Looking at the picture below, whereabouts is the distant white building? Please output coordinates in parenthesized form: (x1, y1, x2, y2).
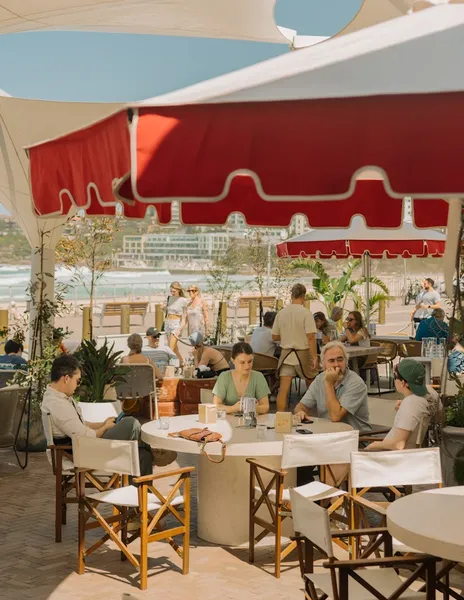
(117, 231, 230, 267)
(288, 215, 308, 237)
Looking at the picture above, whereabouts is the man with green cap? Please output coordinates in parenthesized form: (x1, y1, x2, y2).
(366, 358, 439, 451)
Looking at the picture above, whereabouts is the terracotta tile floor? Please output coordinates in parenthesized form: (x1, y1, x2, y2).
(1, 449, 463, 600)
(0, 451, 305, 600)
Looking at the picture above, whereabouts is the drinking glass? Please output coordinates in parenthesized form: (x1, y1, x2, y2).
(256, 424, 267, 440)
(437, 337, 447, 359)
(159, 419, 170, 430)
(422, 338, 435, 358)
(217, 408, 227, 420)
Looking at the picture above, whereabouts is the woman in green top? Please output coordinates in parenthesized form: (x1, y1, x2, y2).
(212, 342, 270, 415)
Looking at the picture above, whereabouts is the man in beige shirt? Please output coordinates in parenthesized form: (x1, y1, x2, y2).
(42, 354, 153, 475)
(272, 283, 318, 411)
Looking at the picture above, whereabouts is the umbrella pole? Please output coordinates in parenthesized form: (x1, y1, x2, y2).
(363, 252, 371, 327)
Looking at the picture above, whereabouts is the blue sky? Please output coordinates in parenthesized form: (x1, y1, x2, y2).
(0, 0, 361, 102)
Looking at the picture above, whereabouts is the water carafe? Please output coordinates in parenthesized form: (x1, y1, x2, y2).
(241, 396, 257, 428)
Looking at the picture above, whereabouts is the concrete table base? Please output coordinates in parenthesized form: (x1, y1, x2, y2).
(197, 454, 295, 546)
(142, 414, 351, 546)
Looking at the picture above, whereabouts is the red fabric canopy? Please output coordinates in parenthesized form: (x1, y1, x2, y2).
(28, 97, 454, 227)
(276, 218, 446, 259)
(276, 238, 445, 259)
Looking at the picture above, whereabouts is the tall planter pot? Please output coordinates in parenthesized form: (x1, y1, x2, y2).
(441, 426, 464, 486)
(15, 411, 47, 452)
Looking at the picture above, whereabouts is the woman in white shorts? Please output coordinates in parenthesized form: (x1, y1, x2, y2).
(163, 282, 188, 366)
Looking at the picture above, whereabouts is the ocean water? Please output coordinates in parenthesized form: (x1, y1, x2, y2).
(1, 265, 260, 302)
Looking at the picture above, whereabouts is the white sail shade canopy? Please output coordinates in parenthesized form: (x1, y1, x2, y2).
(0, 0, 420, 45)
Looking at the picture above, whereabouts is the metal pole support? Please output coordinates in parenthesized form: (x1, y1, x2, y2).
(379, 299, 386, 325)
(82, 307, 91, 341)
(0, 309, 8, 353)
(155, 304, 164, 331)
(249, 299, 257, 326)
(121, 304, 130, 334)
(219, 301, 227, 336)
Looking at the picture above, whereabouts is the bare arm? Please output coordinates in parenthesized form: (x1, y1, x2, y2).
(85, 419, 115, 438)
(256, 395, 269, 414)
(365, 428, 409, 451)
(321, 333, 331, 345)
(324, 372, 348, 422)
(198, 347, 212, 368)
(177, 307, 188, 334)
(272, 334, 281, 341)
(343, 329, 364, 344)
(294, 401, 312, 419)
(192, 347, 200, 368)
(213, 395, 241, 414)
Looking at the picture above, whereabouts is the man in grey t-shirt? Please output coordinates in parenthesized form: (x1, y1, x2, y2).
(250, 311, 278, 357)
(411, 277, 440, 323)
(294, 341, 372, 432)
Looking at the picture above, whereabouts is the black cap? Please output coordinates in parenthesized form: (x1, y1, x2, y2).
(146, 327, 161, 338)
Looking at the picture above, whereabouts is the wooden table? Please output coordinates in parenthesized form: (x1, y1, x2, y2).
(372, 335, 415, 344)
(387, 487, 464, 562)
(142, 414, 352, 546)
(345, 346, 379, 372)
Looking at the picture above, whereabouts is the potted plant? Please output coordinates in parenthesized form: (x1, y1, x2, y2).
(442, 379, 464, 485)
(75, 338, 128, 403)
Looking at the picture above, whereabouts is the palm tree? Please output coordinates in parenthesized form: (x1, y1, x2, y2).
(290, 258, 391, 320)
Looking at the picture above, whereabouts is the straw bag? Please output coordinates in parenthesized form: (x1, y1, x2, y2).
(168, 427, 226, 463)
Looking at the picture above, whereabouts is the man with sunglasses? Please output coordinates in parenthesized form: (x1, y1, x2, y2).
(42, 354, 153, 475)
(143, 327, 177, 374)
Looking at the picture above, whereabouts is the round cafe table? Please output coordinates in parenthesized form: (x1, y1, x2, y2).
(387, 487, 464, 562)
(142, 414, 352, 546)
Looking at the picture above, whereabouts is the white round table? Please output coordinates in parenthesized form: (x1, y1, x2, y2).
(142, 414, 352, 546)
(387, 487, 464, 562)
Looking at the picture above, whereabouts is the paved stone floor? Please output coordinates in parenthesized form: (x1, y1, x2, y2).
(2, 449, 464, 600)
(0, 450, 306, 600)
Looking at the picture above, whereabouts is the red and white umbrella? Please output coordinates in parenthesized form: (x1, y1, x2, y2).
(276, 216, 446, 323)
(276, 217, 446, 259)
(28, 5, 463, 228)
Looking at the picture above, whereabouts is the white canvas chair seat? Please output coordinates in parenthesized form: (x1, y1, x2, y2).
(73, 436, 193, 590)
(306, 570, 425, 600)
(87, 486, 185, 510)
(256, 480, 347, 503)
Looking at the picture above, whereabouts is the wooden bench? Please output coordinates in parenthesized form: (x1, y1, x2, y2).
(238, 296, 276, 309)
(99, 301, 149, 326)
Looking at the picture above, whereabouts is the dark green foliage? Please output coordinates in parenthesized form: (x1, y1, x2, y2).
(75, 338, 128, 403)
(445, 376, 464, 428)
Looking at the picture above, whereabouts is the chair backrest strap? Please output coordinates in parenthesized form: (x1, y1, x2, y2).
(282, 430, 359, 469)
(72, 436, 140, 477)
(290, 487, 333, 558)
(351, 447, 442, 489)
